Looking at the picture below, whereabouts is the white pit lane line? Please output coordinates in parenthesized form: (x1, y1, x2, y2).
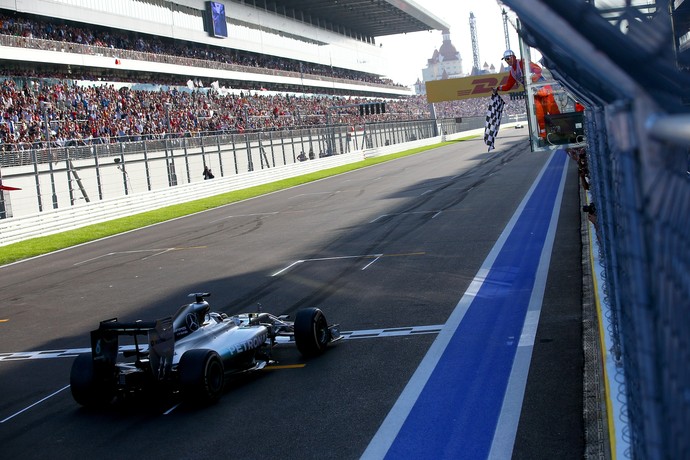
(0, 325, 443, 420)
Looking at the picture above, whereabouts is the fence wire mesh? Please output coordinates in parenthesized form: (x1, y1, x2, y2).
(504, 0, 690, 458)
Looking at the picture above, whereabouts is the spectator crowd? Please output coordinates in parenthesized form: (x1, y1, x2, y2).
(0, 10, 525, 153)
(0, 10, 400, 88)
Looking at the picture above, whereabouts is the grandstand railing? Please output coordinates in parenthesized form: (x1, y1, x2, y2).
(0, 34, 401, 91)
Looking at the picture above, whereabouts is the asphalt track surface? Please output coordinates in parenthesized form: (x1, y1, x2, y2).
(0, 131, 584, 460)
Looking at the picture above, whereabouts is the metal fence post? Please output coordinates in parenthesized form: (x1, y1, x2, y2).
(230, 134, 238, 175)
(183, 137, 191, 184)
(165, 138, 177, 186)
(31, 149, 43, 212)
(245, 133, 254, 172)
(215, 135, 224, 177)
(47, 148, 58, 209)
(279, 131, 287, 165)
(66, 152, 75, 205)
(118, 143, 128, 195)
(143, 140, 151, 191)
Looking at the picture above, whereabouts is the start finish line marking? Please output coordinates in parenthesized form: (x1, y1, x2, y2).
(0, 324, 443, 362)
(0, 325, 443, 423)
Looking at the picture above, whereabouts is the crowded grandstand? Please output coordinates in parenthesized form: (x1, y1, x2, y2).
(0, 6, 524, 153)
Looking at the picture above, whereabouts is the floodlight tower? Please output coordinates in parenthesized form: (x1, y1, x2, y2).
(502, 9, 511, 50)
(469, 12, 480, 75)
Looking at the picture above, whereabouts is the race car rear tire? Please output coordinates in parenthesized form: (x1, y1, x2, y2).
(294, 308, 329, 357)
(70, 354, 115, 408)
(178, 349, 224, 404)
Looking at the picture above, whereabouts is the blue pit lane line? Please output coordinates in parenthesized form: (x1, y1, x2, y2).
(362, 149, 569, 460)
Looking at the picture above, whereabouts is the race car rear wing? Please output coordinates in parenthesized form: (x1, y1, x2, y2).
(90, 317, 173, 374)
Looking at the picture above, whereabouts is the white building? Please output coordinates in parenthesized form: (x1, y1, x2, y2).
(417, 28, 463, 95)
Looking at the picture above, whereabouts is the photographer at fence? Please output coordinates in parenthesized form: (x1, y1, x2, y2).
(203, 166, 214, 180)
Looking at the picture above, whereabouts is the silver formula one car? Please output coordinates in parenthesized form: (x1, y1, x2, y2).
(70, 293, 341, 407)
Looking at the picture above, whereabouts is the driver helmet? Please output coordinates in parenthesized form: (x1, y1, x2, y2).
(195, 302, 210, 326)
(503, 49, 516, 60)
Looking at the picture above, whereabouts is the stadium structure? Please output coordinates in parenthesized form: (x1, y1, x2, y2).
(0, 0, 449, 97)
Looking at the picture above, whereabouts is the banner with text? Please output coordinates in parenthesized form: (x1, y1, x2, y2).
(425, 73, 523, 102)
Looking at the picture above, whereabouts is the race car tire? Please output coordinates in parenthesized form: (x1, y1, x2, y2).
(178, 349, 224, 404)
(70, 354, 114, 408)
(294, 307, 329, 357)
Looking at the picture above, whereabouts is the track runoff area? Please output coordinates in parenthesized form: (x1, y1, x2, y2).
(362, 149, 569, 459)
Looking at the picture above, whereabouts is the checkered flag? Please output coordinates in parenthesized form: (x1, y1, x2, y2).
(484, 92, 505, 152)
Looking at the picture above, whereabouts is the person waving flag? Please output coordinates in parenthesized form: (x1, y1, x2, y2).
(484, 90, 506, 152)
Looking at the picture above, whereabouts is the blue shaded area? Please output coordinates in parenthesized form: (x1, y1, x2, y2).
(385, 152, 567, 459)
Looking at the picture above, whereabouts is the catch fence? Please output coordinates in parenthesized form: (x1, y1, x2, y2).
(0, 116, 499, 219)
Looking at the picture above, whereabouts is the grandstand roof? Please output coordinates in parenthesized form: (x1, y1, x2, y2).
(274, 0, 449, 37)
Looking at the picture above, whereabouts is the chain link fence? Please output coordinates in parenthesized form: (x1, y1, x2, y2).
(504, 1, 690, 458)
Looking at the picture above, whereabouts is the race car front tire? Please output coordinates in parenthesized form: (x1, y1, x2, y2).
(70, 354, 115, 408)
(178, 349, 224, 404)
(294, 307, 330, 357)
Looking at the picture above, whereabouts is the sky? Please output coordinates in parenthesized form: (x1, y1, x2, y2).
(377, 1, 521, 86)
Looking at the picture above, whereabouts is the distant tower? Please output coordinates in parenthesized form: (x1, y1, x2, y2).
(469, 12, 481, 75)
(420, 29, 463, 90)
(502, 9, 511, 50)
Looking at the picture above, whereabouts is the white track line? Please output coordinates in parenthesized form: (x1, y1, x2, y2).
(0, 385, 70, 423)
